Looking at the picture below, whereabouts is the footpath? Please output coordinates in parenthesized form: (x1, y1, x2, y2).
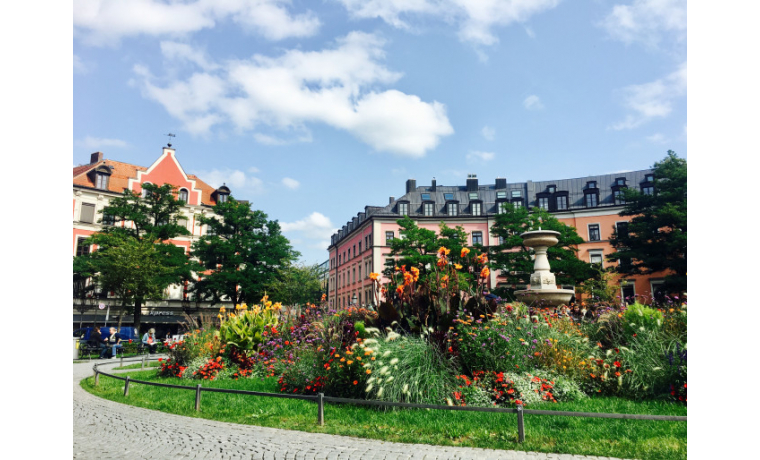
(73, 360, 626, 460)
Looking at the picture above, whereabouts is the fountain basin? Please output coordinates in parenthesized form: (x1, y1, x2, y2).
(515, 288, 574, 307)
(520, 230, 560, 248)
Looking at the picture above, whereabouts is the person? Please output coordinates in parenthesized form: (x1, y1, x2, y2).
(103, 327, 122, 359)
(89, 327, 106, 358)
(142, 328, 158, 354)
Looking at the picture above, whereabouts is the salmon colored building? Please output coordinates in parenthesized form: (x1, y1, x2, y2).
(327, 172, 668, 309)
(73, 145, 231, 333)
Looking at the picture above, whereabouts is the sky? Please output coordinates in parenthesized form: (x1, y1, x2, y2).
(72, 0, 687, 265)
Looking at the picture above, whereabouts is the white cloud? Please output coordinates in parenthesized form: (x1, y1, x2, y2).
(646, 133, 667, 144)
(281, 177, 300, 189)
(191, 168, 264, 194)
(600, 0, 686, 48)
(73, 54, 90, 74)
(280, 212, 338, 255)
(337, 0, 560, 46)
(481, 125, 495, 140)
(160, 41, 219, 71)
(466, 150, 495, 162)
(76, 136, 128, 149)
(73, 0, 320, 46)
(523, 94, 543, 110)
(610, 62, 686, 130)
(133, 32, 453, 157)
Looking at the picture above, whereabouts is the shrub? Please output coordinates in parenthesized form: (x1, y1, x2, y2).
(623, 302, 663, 336)
(451, 370, 582, 407)
(218, 296, 281, 352)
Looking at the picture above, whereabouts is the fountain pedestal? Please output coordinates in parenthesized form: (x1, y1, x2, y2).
(514, 230, 574, 307)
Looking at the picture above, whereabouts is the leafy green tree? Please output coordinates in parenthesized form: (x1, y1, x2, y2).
(489, 204, 595, 292)
(77, 183, 191, 331)
(191, 198, 299, 306)
(73, 253, 98, 329)
(266, 263, 324, 308)
(607, 151, 687, 294)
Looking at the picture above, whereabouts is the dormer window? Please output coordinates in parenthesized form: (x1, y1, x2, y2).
(496, 191, 506, 199)
(615, 177, 627, 186)
(447, 201, 458, 216)
(444, 193, 454, 200)
(511, 190, 522, 198)
(90, 164, 112, 190)
(587, 181, 597, 189)
(645, 174, 654, 183)
(421, 193, 431, 200)
(556, 195, 568, 210)
(468, 192, 479, 200)
(547, 185, 556, 193)
(423, 202, 434, 216)
(179, 188, 189, 203)
(141, 182, 152, 198)
(471, 201, 482, 216)
(642, 185, 654, 195)
(614, 190, 626, 205)
(397, 201, 410, 216)
(96, 173, 109, 190)
(216, 184, 231, 204)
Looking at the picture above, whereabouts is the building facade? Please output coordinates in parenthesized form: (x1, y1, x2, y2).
(327, 170, 667, 308)
(73, 146, 231, 333)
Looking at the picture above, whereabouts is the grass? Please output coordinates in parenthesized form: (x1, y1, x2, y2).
(82, 370, 686, 460)
(113, 361, 161, 370)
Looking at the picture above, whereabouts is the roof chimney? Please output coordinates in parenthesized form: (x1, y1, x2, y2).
(431, 177, 437, 192)
(466, 174, 478, 192)
(90, 152, 103, 164)
(389, 196, 395, 204)
(406, 179, 417, 194)
(495, 177, 507, 189)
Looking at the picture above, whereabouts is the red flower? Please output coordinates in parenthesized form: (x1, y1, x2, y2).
(613, 361, 621, 368)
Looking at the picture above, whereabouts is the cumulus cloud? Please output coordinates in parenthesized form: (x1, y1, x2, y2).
(281, 177, 300, 189)
(610, 62, 686, 130)
(132, 32, 453, 157)
(191, 168, 264, 194)
(280, 212, 338, 254)
(523, 94, 543, 110)
(646, 133, 667, 144)
(600, 0, 686, 48)
(466, 150, 495, 162)
(76, 136, 128, 149)
(73, 0, 320, 46)
(481, 125, 495, 140)
(73, 54, 91, 74)
(337, 0, 560, 46)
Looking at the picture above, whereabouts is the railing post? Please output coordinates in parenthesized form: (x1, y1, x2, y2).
(141, 354, 146, 370)
(94, 368, 99, 386)
(516, 403, 525, 443)
(120, 354, 124, 367)
(317, 393, 325, 426)
(124, 376, 130, 397)
(195, 384, 202, 411)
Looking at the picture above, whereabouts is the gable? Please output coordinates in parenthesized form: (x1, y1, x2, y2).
(127, 147, 205, 206)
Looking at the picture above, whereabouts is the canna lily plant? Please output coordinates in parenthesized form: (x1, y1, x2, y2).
(218, 295, 282, 352)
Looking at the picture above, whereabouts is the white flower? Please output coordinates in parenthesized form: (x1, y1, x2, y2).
(403, 384, 409, 393)
(382, 350, 391, 357)
(377, 387, 384, 397)
(386, 376, 394, 383)
(390, 358, 399, 365)
(366, 383, 374, 392)
(380, 366, 390, 375)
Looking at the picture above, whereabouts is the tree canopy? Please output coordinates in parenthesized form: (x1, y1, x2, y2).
(489, 204, 595, 291)
(607, 151, 687, 294)
(266, 263, 324, 308)
(190, 198, 299, 306)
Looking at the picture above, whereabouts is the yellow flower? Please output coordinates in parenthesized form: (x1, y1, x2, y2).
(438, 246, 451, 256)
(347, 360, 353, 365)
(454, 264, 463, 270)
(369, 272, 380, 280)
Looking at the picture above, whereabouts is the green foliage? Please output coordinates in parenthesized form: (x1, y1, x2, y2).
(489, 204, 595, 287)
(191, 198, 299, 306)
(623, 302, 664, 336)
(608, 151, 687, 294)
(577, 267, 619, 303)
(266, 263, 324, 307)
(218, 304, 280, 352)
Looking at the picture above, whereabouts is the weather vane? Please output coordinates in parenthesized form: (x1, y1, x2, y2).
(166, 133, 176, 147)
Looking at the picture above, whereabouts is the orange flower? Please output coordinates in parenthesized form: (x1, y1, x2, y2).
(396, 285, 404, 294)
(460, 247, 470, 258)
(436, 258, 448, 268)
(454, 263, 462, 270)
(410, 267, 420, 282)
(369, 272, 380, 280)
(480, 267, 490, 278)
(366, 369, 372, 374)
(438, 246, 451, 256)
(353, 380, 358, 385)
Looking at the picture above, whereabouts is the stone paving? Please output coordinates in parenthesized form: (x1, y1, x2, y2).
(73, 360, 626, 460)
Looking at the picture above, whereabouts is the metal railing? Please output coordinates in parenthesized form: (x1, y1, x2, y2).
(92, 357, 686, 443)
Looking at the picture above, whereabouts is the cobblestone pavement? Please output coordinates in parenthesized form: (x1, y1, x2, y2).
(74, 360, 626, 460)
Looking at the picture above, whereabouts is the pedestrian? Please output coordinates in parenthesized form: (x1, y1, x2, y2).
(142, 328, 158, 354)
(89, 327, 106, 358)
(103, 327, 122, 359)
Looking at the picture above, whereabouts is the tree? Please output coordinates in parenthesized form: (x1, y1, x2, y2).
(607, 151, 687, 294)
(77, 183, 191, 331)
(73, 252, 97, 329)
(489, 204, 595, 294)
(191, 198, 299, 306)
(266, 263, 323, 308)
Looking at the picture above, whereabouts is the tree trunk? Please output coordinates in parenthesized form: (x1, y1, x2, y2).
(134, 298, 143, 333)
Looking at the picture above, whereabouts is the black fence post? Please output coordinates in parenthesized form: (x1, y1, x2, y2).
(317, 393, 324, 426)
(94, 368, 99, 386)
(195, 384, 202, 412)
(516, 404, 525, 443)
(124, 376, 130, 397)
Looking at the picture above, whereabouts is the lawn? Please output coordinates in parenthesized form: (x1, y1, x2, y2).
(82, 369, 686, 460)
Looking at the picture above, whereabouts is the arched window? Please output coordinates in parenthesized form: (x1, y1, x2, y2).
(141, 182, 152, 198)
(179, 188, 189, 203)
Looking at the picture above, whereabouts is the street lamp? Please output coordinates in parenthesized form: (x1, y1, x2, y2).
(352, 293, 357, 306)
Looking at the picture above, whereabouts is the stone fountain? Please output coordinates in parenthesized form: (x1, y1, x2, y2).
(514, 229, 575, 307)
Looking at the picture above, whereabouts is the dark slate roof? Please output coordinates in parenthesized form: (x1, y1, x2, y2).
(329, 169, 654, 247)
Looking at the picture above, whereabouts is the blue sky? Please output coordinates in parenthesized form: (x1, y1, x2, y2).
(73, 0, 687, 264)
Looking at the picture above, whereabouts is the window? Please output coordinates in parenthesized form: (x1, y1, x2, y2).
(511, 198, 523, 208)
(421, 193, 431, 200)
(588, 224, 601, 241)
(511, 190, 522, 198)
(348, 248, 351, 260)
(179, 189, 189, 202)
(96, 173, 109, 190)
(218, 193, 228, 204)
(547, 185, 556, 193)
(496, 201, 507, 214)
(338, 254, 341, 265)
(556, 195, 568, 210)
(141, 184, 152, 198)
(358, 266, 362, 280)
(496, 191, 507, 199)
(80, 203, 96, 223)
(471, 202, 481, 216)
(352, 268, 356, 284)
(589, 251, 604, 267)
(353, 244, 356, 256)
(469, 192, 479, 200)
(585, 193, 598, 207)
(359, 242, 362, 253)
(616, 222, 629, 239)
(76, 237, 90, 256)
(642, 185, 654, 195)
(498, 235, 505, 245)
(368, 234, 372, 247)
(621, 282, 635, 304)
(650, 280, 666, 301)
(615, 177, 626, 186)
(398, 202, 409, 216)
(587, 181, 597, 189)
(447, 202, 458, 216)
(444, 193, 454, 200)
(101, 212, 115, 226)
(538, 197, 549, 210)
(614, 190, 626, 205)
(472, 231, 483, 245)
(386, 231, 394, 244)
(423, 202, 434, 216)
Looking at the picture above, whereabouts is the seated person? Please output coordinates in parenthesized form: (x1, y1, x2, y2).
(88, 327, 105, 357)
(102, 327, 122, 359)
(142, 328, 159, 354)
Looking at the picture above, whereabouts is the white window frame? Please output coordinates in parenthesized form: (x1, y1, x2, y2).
(587, 223, 601, 242)
(589, 250, 604, 268)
